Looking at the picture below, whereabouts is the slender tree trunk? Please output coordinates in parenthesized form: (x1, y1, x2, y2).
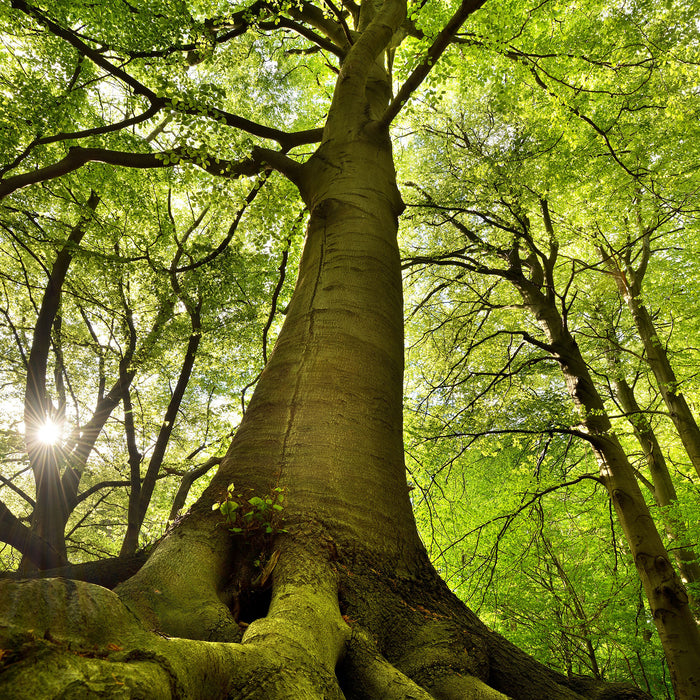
(21, 192, 99, 570)
(602, 253, 700, 478)
(514, 276, 700, 698)
(542, 535, 602, 679)
(120, 305, 202, 556)
(610, 370, 700, 608)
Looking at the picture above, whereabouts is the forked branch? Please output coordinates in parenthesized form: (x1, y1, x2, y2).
(381, 0, 488, 127)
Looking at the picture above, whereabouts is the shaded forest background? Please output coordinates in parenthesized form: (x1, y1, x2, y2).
(0, 0, 698, 697)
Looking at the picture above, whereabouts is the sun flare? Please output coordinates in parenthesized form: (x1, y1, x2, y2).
(36, 419, 61, 445)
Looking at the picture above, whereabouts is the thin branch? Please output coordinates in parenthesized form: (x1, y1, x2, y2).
(73, 473, 170, 507)
(172, 173, 270, 273)
(168, 457, 221, 520)
(260, 16, 346, 57)
(435, 473, 602, 561)
(0, 473, 35, 507)
(12, 0, 159, 102)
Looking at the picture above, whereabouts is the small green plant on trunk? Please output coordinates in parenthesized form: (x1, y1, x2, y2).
(213, 484, 286, 536)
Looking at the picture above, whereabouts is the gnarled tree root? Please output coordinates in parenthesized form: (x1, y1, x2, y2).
(0, 530, 652, 700)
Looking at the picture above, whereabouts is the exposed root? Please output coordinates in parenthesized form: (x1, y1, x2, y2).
(0, 573, 345, 699)
(335, 555, 650, 700)
(114, 514, 241, 642)
(338, 625, 435, 699)
(0, 577, 241, 698)
(0, 537, 351, 699)
(0, 534, 652, 700)
(239, 536, 350, 697)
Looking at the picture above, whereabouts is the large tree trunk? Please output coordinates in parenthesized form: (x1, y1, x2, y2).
(0, 125, 650, 690)
(0, 3, 654, 698)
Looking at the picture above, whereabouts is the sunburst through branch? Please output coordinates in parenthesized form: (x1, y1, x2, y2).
(36, 418, 62, 445)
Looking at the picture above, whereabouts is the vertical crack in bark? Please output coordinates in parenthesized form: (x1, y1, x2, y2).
(280, 223, 327, 480)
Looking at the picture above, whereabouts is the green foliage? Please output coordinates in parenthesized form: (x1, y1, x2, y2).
(406, 424, 674, 696)
(213, 484, 286, 536)
(0, 0, 698, 693)
(398, 0, 700, 692)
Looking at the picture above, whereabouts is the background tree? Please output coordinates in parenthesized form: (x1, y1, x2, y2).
(400, 4, 700, 694)
(0, 148, 298, 570)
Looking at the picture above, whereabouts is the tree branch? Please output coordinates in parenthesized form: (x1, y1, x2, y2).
(380, 0, 487, 127)
(0, 550, 150, 588)
(168, 457, 221, 520)
(0, 472, 35, 507)
(0, 147, 265, 200)
(0, 500, 63, 569)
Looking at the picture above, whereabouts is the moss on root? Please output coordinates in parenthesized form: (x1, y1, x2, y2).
(0, 539, 651, 700)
